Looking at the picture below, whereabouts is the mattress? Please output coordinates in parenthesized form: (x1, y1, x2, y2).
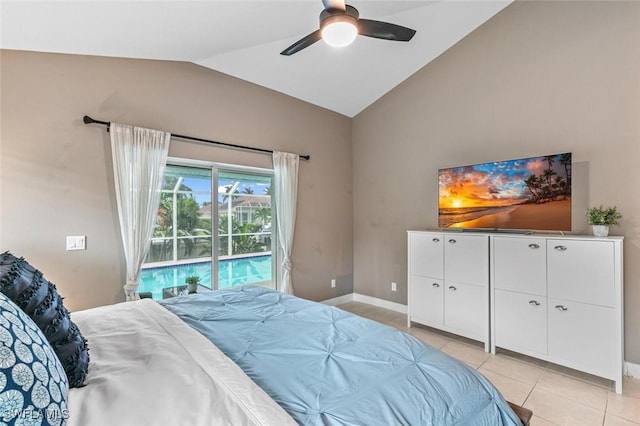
(68, 298, 296, 426)
(160, 286, 521, 425)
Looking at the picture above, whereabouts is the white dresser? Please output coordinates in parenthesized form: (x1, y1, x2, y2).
(407, 231, 490, 351)
(407, 230, 624, 393)
(490, 234, 624, 393)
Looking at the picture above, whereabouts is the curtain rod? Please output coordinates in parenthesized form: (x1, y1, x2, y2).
(82, 115, 310, 161)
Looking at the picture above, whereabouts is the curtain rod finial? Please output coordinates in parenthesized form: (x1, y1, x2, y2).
(83, 115, 94, 125)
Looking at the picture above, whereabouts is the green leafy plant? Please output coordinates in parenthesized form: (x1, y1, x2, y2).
(185, 275, 201, 294)
(185, 275, 201, 285)
(586, 206, 622, 226)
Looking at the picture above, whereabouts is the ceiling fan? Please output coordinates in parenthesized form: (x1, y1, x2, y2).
(280, 0, 416, 56)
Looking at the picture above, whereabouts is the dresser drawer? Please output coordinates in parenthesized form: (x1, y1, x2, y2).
(444, 234, 488, 286)
(409, 232, 444, 279)
(409, 275, 444, 327)
(493, 236, 546, 295)
(548, 298, 616, 379)
(547, 240, 615, 307)
(494, 289, 546, 356)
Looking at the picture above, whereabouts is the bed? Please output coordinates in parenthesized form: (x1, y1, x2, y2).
(68, 285, 530, 426)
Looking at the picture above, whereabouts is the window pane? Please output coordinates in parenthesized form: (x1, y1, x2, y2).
(147, 238, 173, 263)
(217, 172, 272, 259)
(147, 165, 212, 265)
(140, 164, 273, 300)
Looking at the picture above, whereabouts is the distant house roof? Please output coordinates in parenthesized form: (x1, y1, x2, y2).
(199, 195, 270, 216)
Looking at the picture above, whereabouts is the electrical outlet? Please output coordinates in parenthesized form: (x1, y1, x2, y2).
(66, 236, 86, 251)
(391, 282, 397, 292)
(331, 279, 336, 289)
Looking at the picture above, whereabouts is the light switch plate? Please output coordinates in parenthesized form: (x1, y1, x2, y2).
(66, 236, 86, 251)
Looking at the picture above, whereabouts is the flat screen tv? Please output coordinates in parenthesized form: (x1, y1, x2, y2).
(438, 153, 572, 231)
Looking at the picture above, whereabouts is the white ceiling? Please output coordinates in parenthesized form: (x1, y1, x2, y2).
(0, 0, 512, 117)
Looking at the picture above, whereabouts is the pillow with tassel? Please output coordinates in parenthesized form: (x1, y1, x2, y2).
(0, 252, 89, 388)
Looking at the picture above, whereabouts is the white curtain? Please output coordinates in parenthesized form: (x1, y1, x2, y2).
(110, 123, 170, 301)
(273, 151, 299, 295)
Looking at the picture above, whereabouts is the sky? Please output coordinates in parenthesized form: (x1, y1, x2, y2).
(162, 165, 272, 206)
(177, 177, 270, 205)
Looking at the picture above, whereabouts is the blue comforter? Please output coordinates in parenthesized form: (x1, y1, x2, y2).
(160, 286, 521, 425)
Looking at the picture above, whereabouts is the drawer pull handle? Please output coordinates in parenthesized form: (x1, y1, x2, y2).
(554, 245, 567, 251)
(448, 239, 457, 244)
(448, 286, 457, 292)
(528, 243, 540, 249)
(529, 300, 540, 306)
(432, 238, 440, 243)
(555, 305, 568, 311)
(432, 283, 440, 288)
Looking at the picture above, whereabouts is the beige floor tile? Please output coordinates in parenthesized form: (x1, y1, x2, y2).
(478, 367, 534, 406)
(623, 377, 640, 399)
(364, 309, 403, 323)
(481, 354, 544, 386)
(496, 349, 549, 369)
(381, 316, 409, 330)
(535, 370, 609, 412)
(406, 326, 451, 349)
(524, 388, 605, 426)
(530, 415, 559, 425)
(336, 302, 359, 310)
(353, 311, 385, 322)
(544, 362, 614, 390)
(338, 302, 379, 316)
(605, 413, 640, 426)
(607, 391, 640, 423)
(440, 340, 491, 368)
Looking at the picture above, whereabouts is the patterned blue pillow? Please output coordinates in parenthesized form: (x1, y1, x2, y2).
(0, 292, 69, 425)
(0, 252, 89, 388)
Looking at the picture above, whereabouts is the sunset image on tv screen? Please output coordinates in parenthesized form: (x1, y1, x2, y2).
(438, 153, 572, 230)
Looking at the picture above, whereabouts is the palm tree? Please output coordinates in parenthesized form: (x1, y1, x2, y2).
(232, 223, 266, 255)
(524, 175, 541, 202)
(221, 185, 234, 202)
(156, 197, 172, 230)
(254, 207, 271, 225)
(559, 153, 572, 193)
(241, 187, 254, 195)
(544, 155, 555, 172)
(151, 176, 208, 262)
(554, 176, 567, 196)
(542, 168, 557, 190)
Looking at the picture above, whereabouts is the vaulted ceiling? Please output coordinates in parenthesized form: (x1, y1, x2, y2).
(0, 0, 512, 117)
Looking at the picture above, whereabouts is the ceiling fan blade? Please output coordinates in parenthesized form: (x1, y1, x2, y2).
(321, 0, 346, 11)
(280, 30, 322, 56)
(358, 19, 416, 42)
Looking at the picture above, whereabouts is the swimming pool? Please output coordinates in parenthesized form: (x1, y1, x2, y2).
(139, 255, 272, 299)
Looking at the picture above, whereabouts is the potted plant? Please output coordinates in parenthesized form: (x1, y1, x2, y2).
(185, 275, 201, 294)
(586, 205, 622, 237)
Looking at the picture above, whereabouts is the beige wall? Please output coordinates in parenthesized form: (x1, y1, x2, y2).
(0, 51, 353, 311)
(353, 1, 640, 362)
(2, 1, 639, 364)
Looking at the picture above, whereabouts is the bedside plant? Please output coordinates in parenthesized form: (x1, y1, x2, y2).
(586, 205, 622, 237)
(185, 275, 201, 294)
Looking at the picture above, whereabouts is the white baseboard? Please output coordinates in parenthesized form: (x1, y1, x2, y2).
(320, 292, 407, 314)
(320, 293, 354, 306)
(625, 361, 640, 377)
(353, 293, 407, 314)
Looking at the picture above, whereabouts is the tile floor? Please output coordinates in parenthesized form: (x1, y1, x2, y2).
(337, 301, 640, 426)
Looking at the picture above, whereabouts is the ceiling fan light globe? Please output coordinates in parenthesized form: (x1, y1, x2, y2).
(321, 21, 358, 47)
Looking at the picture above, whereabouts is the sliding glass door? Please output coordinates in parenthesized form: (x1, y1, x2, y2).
(139, 163, 275, 299)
